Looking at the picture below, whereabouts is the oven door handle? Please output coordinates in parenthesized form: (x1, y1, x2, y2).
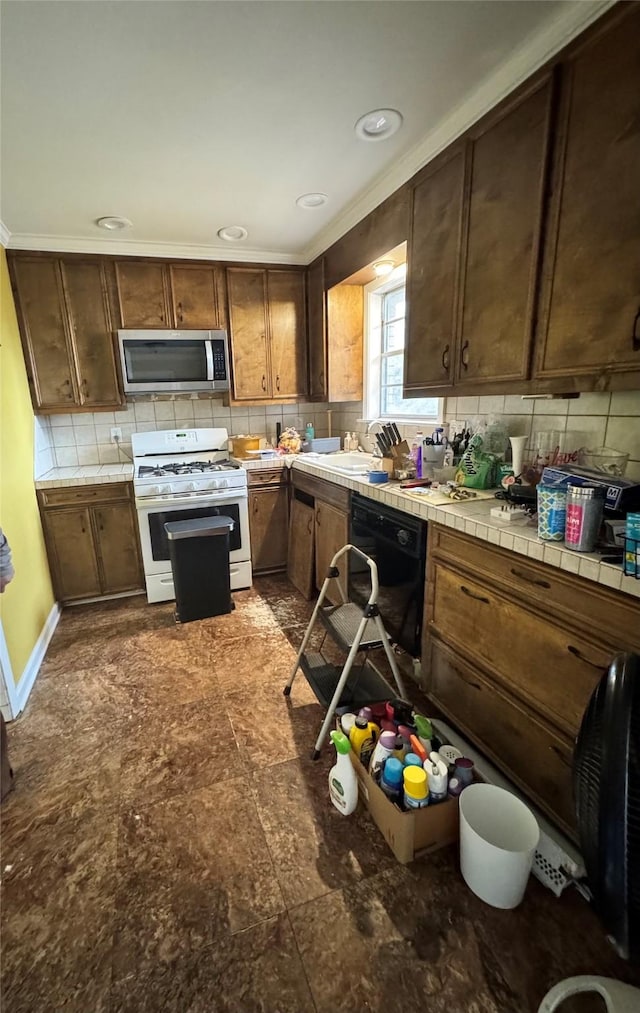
(205, 340, 215, 382)
(136, 491, 247, 511)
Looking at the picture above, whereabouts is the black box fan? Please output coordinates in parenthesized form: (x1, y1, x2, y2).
(574, 652, 640, 963)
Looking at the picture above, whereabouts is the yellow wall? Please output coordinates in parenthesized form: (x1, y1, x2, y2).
(0, 248, 55, 683)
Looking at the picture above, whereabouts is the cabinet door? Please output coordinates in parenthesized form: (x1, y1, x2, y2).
(42, 507, 101, 602)
(287, 498, 315, 599)
(535, 7, 640, 383)
(115, 261, 171, 328)
(404, 149, 465, 393)
(249, 486, 289, 572)
(326, 285, 363, 402)
(267, 270, 308, 399)
(61, 260, 122, 408)
(306, 258, 327, 399)
(227, 268, 271, 400)
(10, 257, 77, 409)
(314, 500, 348, 605)
(93, 500, 144, 594)
(456, 76, 553, 386)
(170, 264, 221, 329)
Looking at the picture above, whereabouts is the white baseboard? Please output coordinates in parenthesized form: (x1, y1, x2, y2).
(0, 602, 61, 719)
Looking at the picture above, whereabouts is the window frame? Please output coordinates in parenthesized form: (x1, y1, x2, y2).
(363, 267, 442, 424)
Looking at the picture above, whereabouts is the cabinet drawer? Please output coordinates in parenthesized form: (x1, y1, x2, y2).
(430, 561, 607, 736)
(39, 483, 132, 507)
(427, 638, 576, 838)
(247, 468, 287, 488)
(292, 469, 350, 512)
(431, 525, 640, 651)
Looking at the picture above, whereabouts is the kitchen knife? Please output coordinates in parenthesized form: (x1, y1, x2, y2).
(384, 424, 396, 447)
(375, 432, 387, 455)
(379, 428, 391, 452)
(391, 422, 402, 445)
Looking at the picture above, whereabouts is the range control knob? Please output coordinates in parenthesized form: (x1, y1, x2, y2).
(219, 478, 229, 489)
(148, 485, 160, 497)
(397, 529, 410, 547)
(185, 481, 196, 492)
(160, 484, 172, 496)
(206, 480, 219, 490)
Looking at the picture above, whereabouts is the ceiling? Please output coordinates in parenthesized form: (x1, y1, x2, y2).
(0, 0, 610, 264)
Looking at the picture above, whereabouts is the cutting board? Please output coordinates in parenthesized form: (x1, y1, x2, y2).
(399, 488, 496, 506)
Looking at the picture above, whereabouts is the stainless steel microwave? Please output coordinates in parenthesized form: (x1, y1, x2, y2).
(117, 330, 230, 394)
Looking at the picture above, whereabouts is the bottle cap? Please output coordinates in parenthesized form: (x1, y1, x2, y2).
(413, 714, 433, 740)
(402, 765, 428, 799)
(358, 707, 373, 722)
(354, 716, 368, 730)
(329, 730, 351, 755)
(404, 753, 423, 768)
(379, 730, 397, 749)
(381, 757, 403, 787)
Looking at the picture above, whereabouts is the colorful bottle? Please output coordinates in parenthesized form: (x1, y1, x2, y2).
(349, 716, 380, 768)
(340, 712, 357, 736)
(413, 714, 433, 754)
(358, 706, 373, 723)
(369, 730, 397, 779)
(403, 753, 423, 768)
(403, 766, 429, 808)
(328, 730, 358, 816)
(380, 757, 404, 804)
(305, 422, 315, 442)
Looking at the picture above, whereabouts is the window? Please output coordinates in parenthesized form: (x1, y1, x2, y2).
(364, 267, 441, 422)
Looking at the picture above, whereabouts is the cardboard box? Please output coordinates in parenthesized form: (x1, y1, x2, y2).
(349, 751, 459, 864)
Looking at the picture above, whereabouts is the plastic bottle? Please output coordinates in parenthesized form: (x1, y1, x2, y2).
(305, 422, 315, 442)
(349, 716, 380, 768)
(343, 431, 351, 451)
(425, 752, 449, 803)
(403, 753, 423, 768)
(340, 712, 357, 736)
(358, 706, 373, 723)
(369, 729, 397, 779)
(413, 714, 433, 754)
(380, 756, 404, 804)
(403, 766, 429, 808)
(328, 730, 358, 815)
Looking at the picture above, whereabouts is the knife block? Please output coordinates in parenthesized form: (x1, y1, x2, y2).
(390, 439, 411, 460)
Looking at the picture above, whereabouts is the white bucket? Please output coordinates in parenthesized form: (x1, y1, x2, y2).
(459, 783, 540, 909)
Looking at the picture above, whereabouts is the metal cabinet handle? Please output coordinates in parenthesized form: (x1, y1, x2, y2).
(96, 511, 104, 532)
(276, 375, 280, 392)
(460, 584, 490, 604)
(633, 305, 640, 351)
(567, 644, 606, 670)
(176, 302, 183, 324)
(261, 374, 267, 392)
(510, 566, 551, 589)
(316, 507, 321, 527)
(549, 743, 572, 769)
(461, 340, 470, 370)
(441, 344, 450, 371)
(307, 516, 313, 535)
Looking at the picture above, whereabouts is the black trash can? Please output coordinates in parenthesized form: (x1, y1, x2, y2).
(164, 515, 234, 623)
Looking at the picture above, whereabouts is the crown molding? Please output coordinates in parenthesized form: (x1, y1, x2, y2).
(0, 221, 10, 248)
(302, 0, 615, 264)
(5, 233, 304, 265)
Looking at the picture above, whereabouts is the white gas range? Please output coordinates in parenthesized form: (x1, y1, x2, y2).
(132, 428, 252, 603)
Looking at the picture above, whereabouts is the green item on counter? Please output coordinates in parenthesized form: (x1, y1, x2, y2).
(455, 434, 498, 489)
(413, 715, 433, 740)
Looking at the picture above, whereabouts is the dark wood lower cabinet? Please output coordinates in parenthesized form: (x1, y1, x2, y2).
(38, 484, 143, 602)
(422, 524, 640, 841)
(287, 498, 315, 598)
(248, 471, 289, 574)
(314, 499, 349, 606)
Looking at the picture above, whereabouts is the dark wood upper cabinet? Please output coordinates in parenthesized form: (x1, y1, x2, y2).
(306, 258, 327, 400)
(60, 260, 121, 408)
(169, 263, 227, 330)
(226, 266, 308, 402)
(326, 284, 363, 403)
(10, 256, 77, 409)
(534, 6, 640, 386)
(456, 73, 554, 387)
(115, 261, 171, 328)
(9, 254, 122, 412)
(267, 270, 308, 400)
(404, 148, 465, 392)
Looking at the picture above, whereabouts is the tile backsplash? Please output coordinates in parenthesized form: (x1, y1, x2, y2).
(35, 396, 332, 476)
(330, 391, 640, 481)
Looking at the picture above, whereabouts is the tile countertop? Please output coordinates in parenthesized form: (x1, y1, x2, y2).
(289, 455, 640, 602)
(35, 464, 135, 488)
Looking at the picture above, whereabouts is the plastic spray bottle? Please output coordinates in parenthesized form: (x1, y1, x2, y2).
(328, 730, 358, 815)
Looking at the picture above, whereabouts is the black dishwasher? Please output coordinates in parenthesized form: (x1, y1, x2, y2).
(349, 492, 427, 657)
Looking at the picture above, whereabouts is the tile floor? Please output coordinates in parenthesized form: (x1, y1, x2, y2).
(1, 575, 639, 1013)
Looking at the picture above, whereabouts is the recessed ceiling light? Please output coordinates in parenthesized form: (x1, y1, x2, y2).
(217, 225, 248, 241)
(373, 260, 395, 277)
(296, 192, 328, 209)
(354, 108, 403, 142)
(96, 216, 132, 231)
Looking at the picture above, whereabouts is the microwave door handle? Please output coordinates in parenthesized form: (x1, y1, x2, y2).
(205, 340, 215, 382)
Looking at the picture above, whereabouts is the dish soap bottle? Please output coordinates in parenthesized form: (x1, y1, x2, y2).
(328, 730, 358, 815)
(305, 422, 315, 442)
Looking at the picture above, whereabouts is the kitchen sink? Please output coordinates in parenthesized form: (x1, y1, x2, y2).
(317, 452, 378, 475)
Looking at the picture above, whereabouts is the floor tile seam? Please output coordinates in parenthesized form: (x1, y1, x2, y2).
(114, 768, 247, 816)
(284, 908, 320, 1013)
